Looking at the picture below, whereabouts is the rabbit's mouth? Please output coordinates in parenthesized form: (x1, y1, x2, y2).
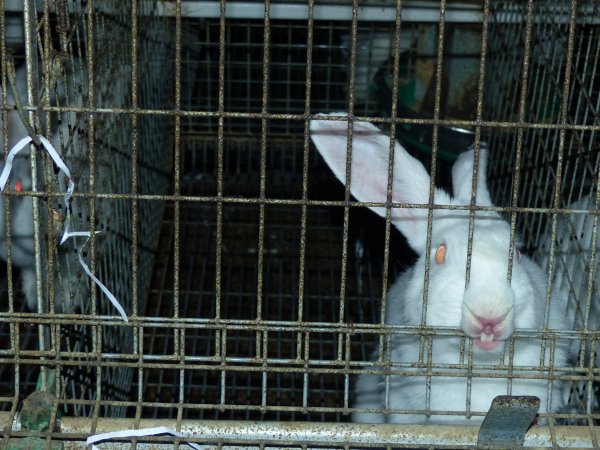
(462, 304, 514, 352)
(474, 335, 502, 351)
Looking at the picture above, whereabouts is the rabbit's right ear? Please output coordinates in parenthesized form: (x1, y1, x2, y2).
(451, 146, 493, 207)
(310, 113, 449, 253)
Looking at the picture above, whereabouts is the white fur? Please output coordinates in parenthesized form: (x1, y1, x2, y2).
(310, 113, 572, 423)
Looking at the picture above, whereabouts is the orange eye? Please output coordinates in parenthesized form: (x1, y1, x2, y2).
(435, 244, 446, 265)
(15, 179, 22, 192)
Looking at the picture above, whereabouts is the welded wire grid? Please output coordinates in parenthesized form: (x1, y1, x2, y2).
(0, 0, 175, 425)
(139, 0, 600, 433)
(0, 0, 599, 448)
(484, 0, 600, 423)
(138, 13, 424, 422)
(132, 0, 599, 434)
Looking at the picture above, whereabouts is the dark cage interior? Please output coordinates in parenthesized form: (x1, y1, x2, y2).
(0, 0, 598, 446)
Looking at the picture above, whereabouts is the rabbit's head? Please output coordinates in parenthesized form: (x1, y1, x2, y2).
(310, 113, 544, 353)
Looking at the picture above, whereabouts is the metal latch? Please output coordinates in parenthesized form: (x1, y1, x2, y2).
(477, 395, 540, 448)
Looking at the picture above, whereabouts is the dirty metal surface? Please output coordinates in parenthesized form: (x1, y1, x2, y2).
(477, 396, 540, 448)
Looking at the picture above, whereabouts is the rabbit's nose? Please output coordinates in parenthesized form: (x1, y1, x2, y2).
(477, 315, 507, 335)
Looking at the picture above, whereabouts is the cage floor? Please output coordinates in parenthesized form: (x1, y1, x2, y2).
(137, 193, 392, 421)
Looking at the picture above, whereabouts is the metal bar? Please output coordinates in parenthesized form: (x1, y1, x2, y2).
(23, 0, 43, 324)
(8, 106, 600, 132)
(173, 0, 185, 435)
(52, 418, 600, 448)
(0, 4, 19, 440)
(255, 0, 270, 322)
(338, 0, 359, 365)
(83, 0, 102, 430)
(157, 1, 483, 23)
(130, 1, 141, 444)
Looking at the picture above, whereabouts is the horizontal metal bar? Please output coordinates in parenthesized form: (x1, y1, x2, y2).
(0, 313, 592, 339)
(6, 103, 600, 132)
(1, 416, 593, 448)
(155, 1, 482, 23)
(2, 190, 598, 217)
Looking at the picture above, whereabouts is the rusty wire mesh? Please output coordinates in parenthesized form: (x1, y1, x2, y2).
(0, 0, 598, 448)
(0, 0, 175, 421)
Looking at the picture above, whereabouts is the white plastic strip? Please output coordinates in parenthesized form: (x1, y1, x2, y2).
(0, 135, 127, 322)
(0, 136, 32, 191)
(87, 426, 201, 449)
(60, 228, 128, 322)
(0, 135, 74, 223)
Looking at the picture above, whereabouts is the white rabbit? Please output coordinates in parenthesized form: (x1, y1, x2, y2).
(310, 113, 573, 424)
(0, 63, 89, 313)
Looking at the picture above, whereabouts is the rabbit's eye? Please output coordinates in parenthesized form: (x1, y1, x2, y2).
(434, 244, 446, 264)
(515, 248, 522, 263)
(15, 179, 22, 192)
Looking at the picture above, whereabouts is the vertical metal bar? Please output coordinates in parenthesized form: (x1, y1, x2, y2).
(40, 1, 62, 435)
(343, 331, 351, 411)
(338, 0, 359, 369)
(465, 337, 474, 419)
(298, 0, 314, 342)
(380, 0, 404, 325)
(463, 0, 491, 419)
(418, 0, 447, 372)
(83, 3, 97, 321)
(465, 0, 490, 286)
(508, 0, 535, 286)
(23, 0, 45, 355)
(256, 0, 271, 324)
(215, 0, 226, 333)
(220, 328, 227, 408)
(173, 0, 184, 430)
(129, 2, 141, 445)
(383, 332, 392, 412)
(0, 2, 21, 442)
(377, 0, 405, 417)
(130, 0, 140, 317)
(83, 0, 102, 431)
(506, 338, 515, 397)
(214, 1, 226, 409)
(262, 330, 268, 412)
(136, 326, 144, 435)
(177, 327, 185, 441)
(425, 335, 433, 418)
(298, 0, 312, 399)
(41, 0, 56, 319)
(546, 336, 557, 420)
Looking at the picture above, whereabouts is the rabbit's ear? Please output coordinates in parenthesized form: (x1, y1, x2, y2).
(310, 112, 448, 252)
(452, 146, 493, 207)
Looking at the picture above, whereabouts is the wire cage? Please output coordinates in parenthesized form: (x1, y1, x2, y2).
(0, 0, 175, 421)
(0, 0, 599, 448)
